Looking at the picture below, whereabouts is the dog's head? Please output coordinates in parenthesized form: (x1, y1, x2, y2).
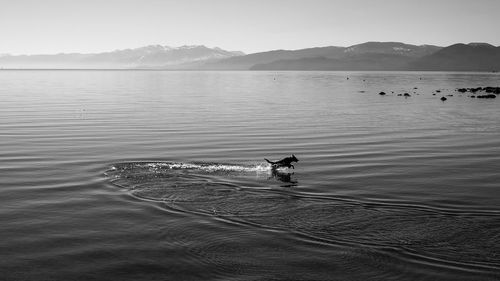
(291, 154, 299, 162)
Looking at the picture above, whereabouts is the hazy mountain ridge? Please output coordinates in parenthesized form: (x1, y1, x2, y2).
(342, 42, 441, 58)
(0, 45, 244, 68)
(200, 46, 346, 70)
(408, 43, 500, 71)
(1, 42, 499, 71)
(248, 42, 500, 71)
(250, 53, 415, 71)
(207, 42, 442, 70)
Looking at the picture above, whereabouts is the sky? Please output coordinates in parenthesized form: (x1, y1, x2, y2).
(1, 0, 499, 55)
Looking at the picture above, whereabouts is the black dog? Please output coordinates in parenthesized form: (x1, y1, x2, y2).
(264, 155, 299, 169)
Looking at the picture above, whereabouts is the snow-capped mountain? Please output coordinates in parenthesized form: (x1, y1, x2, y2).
(0, 45, 244, 69)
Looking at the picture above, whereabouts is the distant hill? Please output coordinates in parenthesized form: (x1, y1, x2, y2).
(250, 54, 414, 71)
(248, 42, 442, 71)
(200, 46, 346, 70)
(0, 45, 244, 69)
(248, 42, 500, 71)
(409, 43, 500, 71)
(1, 42, 498, 71)
(343, 42, 441, 58)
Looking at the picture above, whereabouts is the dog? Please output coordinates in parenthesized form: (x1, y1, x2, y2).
(264, 155, 299, 169)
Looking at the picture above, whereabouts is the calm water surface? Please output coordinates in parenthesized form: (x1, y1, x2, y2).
(1, 70, 499, 280)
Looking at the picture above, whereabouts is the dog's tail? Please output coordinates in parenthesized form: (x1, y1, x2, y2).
(264, 158, 274, 164)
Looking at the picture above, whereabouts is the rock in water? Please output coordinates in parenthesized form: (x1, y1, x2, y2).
(441, 97, 447, 101)
(477, 94, 496, 99)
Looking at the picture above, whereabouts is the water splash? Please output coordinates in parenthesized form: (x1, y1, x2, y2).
(106, 161, 295, 212)
(136, 162, 273, 173)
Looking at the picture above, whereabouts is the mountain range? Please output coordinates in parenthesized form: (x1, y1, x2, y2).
(0, 45, 244, 69)
(1, 42, 499, 71)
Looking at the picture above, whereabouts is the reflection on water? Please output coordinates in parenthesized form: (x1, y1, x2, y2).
(1, 70, 500, 280)
(269, 169, 298, 185)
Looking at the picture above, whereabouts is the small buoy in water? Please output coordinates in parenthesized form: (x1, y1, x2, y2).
(441, 97, 447, 101)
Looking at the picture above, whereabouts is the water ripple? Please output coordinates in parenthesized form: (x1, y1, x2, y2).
(106, 161, 500, 278)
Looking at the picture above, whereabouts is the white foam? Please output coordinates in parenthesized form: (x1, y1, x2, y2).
(138, 162, 272, 173)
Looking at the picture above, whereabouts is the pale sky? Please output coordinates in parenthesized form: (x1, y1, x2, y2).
(1, 0, 499, 55)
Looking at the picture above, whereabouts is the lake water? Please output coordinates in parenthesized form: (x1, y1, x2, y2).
(1, 70, 499, 280)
